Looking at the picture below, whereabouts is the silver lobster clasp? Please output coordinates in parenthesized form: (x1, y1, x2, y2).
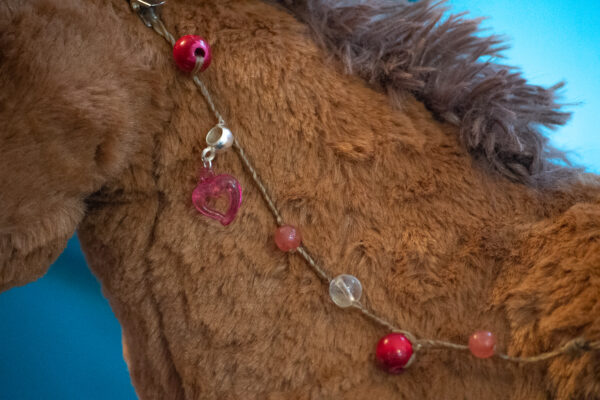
(129, 0, 166, 28)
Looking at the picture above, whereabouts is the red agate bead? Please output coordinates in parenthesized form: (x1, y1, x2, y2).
(274, 225, 302, 252)
(173, 35, 212, 72)
(375, 333, 414, 374)
(469, 330, 496, 359)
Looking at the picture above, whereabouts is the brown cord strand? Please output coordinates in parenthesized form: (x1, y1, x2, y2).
(139, 11, 600, 366)
(496, 338, 600, 363)
(232, 140, 284, 226)
(151, 18, 175, 46)
(192, 75, 225, 125)
(296, 246, 331, 282)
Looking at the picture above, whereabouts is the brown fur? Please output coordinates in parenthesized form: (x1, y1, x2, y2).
(280, 0, 578, 186)
(1, 0, 599, 399)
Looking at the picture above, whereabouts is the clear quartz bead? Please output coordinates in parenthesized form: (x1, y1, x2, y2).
(329, 274, 362, 308)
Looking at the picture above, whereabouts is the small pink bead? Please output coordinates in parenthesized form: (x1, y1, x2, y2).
(274, 225, 302, 252)
(469, 330, 496, 359)
(173, 35, 212, 72)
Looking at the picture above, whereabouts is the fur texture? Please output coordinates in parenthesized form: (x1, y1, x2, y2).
(1, 0, 599, 399)
(280, 0, 577, 186)
(0, 0, 170, 290)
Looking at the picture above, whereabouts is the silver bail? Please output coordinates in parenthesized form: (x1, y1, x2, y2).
(129, 0, 166, 28)
(206, 123, 234, 152)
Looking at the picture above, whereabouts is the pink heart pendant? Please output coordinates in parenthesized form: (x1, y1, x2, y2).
(192, 167, 242, 226)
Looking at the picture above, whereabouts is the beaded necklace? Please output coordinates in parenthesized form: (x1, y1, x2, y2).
(129, 0, 599, 374)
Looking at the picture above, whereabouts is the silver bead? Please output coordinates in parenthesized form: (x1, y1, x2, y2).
(329, 274, 362, 308)
(206, 123, 234, 151)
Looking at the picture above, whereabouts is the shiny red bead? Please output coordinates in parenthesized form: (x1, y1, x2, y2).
(469, 330, 496, 359)
(173, 35, 212, 73)
(274, 225, 302, 252)
(375, 333, 414, 374)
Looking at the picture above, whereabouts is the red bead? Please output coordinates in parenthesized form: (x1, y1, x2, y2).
(375, 333, 413, 374)
(469, 330, 496, 359)
(274, 225, 302, 252)
(173, 35, 212, 73)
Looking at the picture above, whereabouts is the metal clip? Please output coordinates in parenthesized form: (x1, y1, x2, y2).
(129, 0, 166, 28)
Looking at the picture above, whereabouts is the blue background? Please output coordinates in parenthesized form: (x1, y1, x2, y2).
(1, 1, 598, 399)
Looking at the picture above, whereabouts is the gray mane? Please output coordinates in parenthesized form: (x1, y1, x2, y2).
(281, 0, 581, 186)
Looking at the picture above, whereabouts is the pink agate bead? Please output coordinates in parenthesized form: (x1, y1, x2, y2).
(469, 330, 496, 359)
(274, 225, 302, 252)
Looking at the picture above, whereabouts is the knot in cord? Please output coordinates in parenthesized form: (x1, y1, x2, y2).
(564, 338, 589, 356)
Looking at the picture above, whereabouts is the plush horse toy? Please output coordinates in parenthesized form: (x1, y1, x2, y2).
(1, 0, 599, 399)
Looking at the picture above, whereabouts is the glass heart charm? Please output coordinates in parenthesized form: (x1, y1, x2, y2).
(192, 167, 242, 226)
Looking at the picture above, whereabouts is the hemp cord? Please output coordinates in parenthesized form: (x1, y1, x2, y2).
(140, 11, 600, 366)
